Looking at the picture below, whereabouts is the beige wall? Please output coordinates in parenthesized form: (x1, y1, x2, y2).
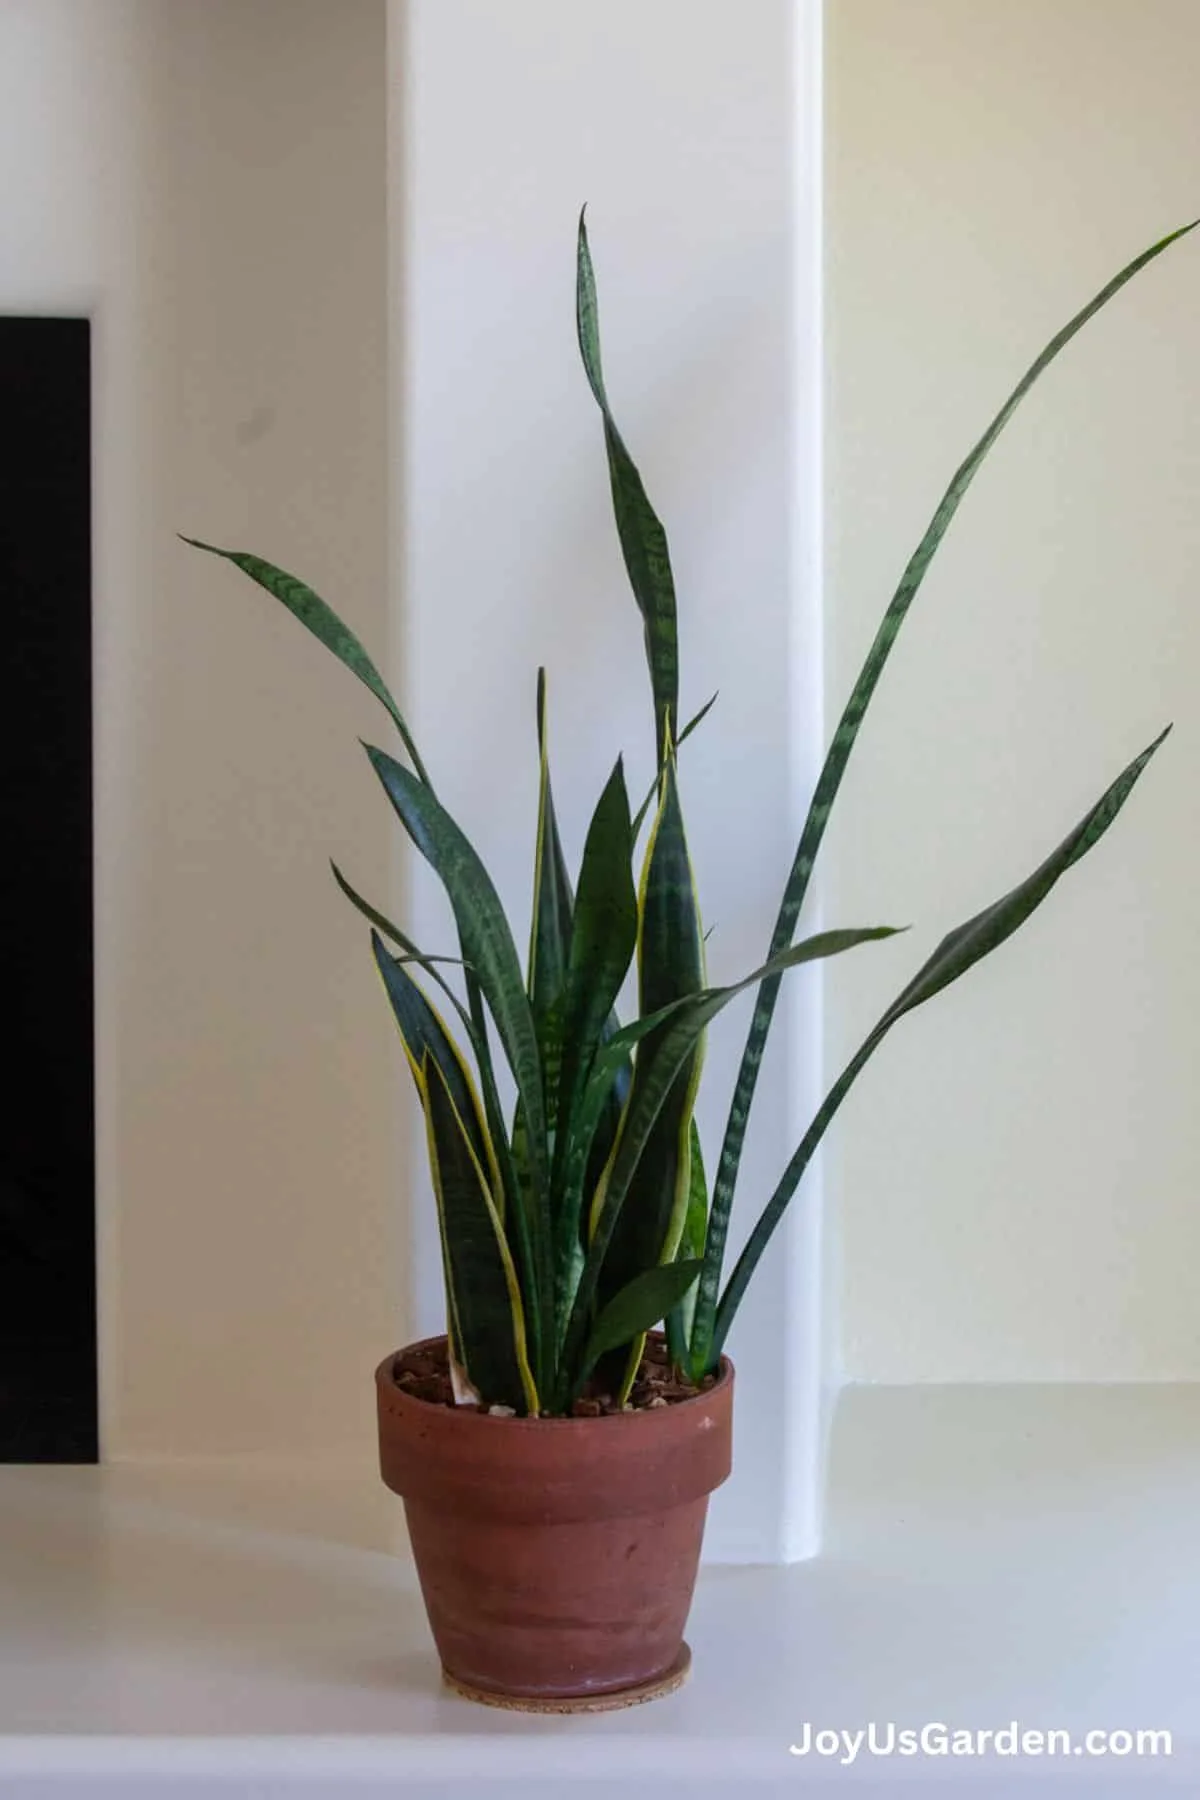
(0, 0, 401, 1460)
(825, 0, 1200, 1380)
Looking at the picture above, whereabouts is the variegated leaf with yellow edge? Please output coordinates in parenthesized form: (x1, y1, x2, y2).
(418, 1052, 539, 1416)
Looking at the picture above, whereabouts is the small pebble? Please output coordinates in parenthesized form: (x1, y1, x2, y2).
(487, 1404, 517, 1418)
(648, 1395, 668, 1408)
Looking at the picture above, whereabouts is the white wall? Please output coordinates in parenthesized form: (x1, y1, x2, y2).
(825, 0, 1200, 1381)
(0, 0, 400, 1462)
(392, 0, 824, 1558)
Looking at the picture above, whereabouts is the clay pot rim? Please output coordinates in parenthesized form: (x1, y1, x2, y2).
(377, 1331, 734, 1427)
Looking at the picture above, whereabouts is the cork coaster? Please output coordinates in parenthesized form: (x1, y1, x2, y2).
(441, 1642, 692, 1713)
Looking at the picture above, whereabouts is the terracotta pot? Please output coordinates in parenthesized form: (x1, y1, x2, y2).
(375, 1333, 734, 1706)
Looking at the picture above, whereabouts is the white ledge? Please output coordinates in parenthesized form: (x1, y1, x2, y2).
(3, 1385, 1200, 1795)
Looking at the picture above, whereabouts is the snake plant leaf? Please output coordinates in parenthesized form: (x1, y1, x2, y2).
(631, 690, 719, 839)
(566, 1025, 636, 1340)
(704, 725, 1171, 1366)
(666, 1118, 707, 1368)
(694, 217, 1200, 1366)
(577, 209, 679, 770)
(371, 930, 504, 1216)
(575, 1259, 704, 1394)
(510, 1090, 534, 1213)
(549, 759, 638, 1323)
(595, 756, 706, 1316)
(333, 859, 472, 1022)
(559, 927, 900, 1260)
(365, 919, 491, 1383)
(880, 730, 1171, 1028)
(419, 1053, 539, 1415)
(677, 690, 718, 747)
(554, 1007, 670, 1343)
(179, 537, 431, 787)
(365, 742, 552, 1369)
(365, 744, 549, 1184)
(554, 925, 901, 1402)
(588, 1035, 633, 1171)
(553, 760, 638, 1181)
(528, 669, 575, 1131)
(340, 860, 528, 1252)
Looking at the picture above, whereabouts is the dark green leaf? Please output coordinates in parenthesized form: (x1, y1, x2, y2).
(180, 537, 431, 786)
(666, 1119, 707, 1369)
(597, 758, 705, 1313)
(549, 759, 638, 1333)
(694, 218, 1199, 1365)
(707, 727, 1171, 1364)
(365, 745, 547, 1180)
(883, 729, 1170, 1029)
(420, 1054, 538, 1413)
(333, 859, 472, 1025)
(528, 669, 575, 1133)
(552, 758, 638, 1207)
(554, 924, 901, 1400)
(365, 742, 551, 1368)
(577, 210, 679, 769)
(553, 1002, 682, 1351)
(340, 860, 526, 1260)
(631, 690, 718, 838)
(371, 930, 501, 1203)
(577, 1259, 704, 1386)
(563, 1028, 634, 1338)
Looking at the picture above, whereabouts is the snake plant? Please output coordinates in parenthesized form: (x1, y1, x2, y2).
(184, 214, 1192, 1416)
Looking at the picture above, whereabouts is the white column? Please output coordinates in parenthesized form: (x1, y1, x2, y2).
(389, 0, 828, 1560)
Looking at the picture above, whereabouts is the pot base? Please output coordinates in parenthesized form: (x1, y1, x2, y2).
(441, 1642, 692, 1713)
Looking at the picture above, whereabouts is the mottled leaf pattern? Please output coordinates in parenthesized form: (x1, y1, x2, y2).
(551, 758, 638, 1322)
(710, 728, 1170, 1361)
(577, 210, 679, 769)
(371, 931, 501, 1204)
(595, 756, 705, 1327)
(365, 743, 551, 1375)
(554, 926, 900, 1403)
(420, 1054, 538, 1414)
(179, 537, 430, 785)
(691, 219, 1199, 1369)
(528, 670, 575, 1135)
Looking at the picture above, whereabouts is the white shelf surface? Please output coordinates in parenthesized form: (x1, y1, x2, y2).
(3, 1384, 1200, 1796)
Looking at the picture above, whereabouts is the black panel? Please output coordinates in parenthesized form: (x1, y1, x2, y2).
(0, 317, 96, 1461)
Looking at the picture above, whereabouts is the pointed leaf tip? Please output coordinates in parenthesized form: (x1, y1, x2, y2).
(182, 543, 431, 786)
